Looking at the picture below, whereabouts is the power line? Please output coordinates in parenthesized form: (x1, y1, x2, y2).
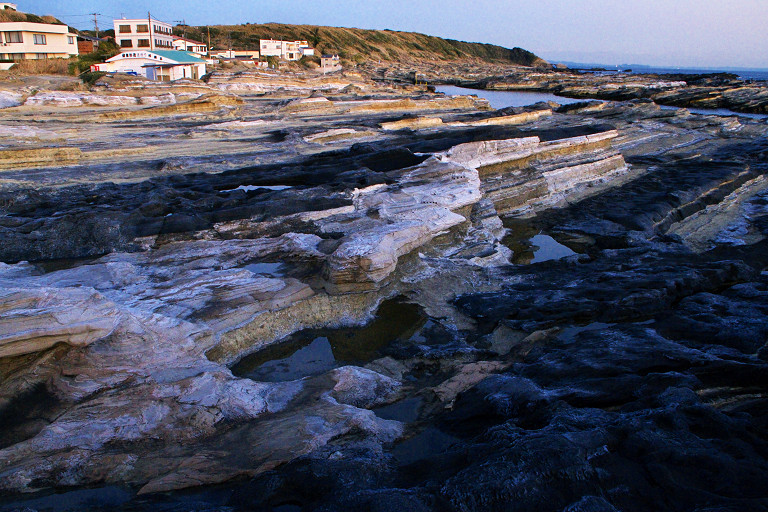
(89, 12, 101, 38)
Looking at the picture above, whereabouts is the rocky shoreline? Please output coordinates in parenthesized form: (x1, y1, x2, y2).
(362, 61, 768, 114)
(1, 68, 767, 511)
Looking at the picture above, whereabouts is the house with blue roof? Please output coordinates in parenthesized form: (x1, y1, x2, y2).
(91, 49, 206, 81)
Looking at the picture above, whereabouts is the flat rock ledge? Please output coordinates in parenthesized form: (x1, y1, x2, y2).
(0, 127, 626, 495)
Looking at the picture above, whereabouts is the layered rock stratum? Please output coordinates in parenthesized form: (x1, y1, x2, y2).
(0, 69, 767, 511)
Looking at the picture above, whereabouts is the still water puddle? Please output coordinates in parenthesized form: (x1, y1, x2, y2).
(391, 427, 461, 467)
(244, 262, 285, 277)
(659, 104, 768, 120)
(0, 486, 133, 512)
(528, 234, 577, 263)
(239, 336, 336, 382)
(33, 256, 100, 274)
(503, 230, 577, 264)
(232, 299, 428, 382)
(223, 184, 293, 193)
(557, 322, 614, 342)
(373, 397, 423, 423)
(501, 218, 578, 264)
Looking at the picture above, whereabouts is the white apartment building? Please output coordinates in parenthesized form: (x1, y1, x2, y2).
(114, 16, 173, 51)
(172, 36, 207, 57)
(259, 39, 314, 61)
(0, 21, 78, 60)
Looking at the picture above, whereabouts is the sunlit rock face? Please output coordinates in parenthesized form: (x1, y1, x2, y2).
(0, 69, 767, 512)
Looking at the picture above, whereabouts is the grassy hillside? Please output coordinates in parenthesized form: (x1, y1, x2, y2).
(0, 9, 65, 25)
(176, 23, 546, 66)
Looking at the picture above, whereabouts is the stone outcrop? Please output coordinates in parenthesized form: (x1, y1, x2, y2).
(98, 93, 242, 120)
(1, 71, 768, 511)
(0, 287, 119, 358)
(0, 90, 23, 109)
(0, 147, 82, 168)
(443, 130, 627, 216)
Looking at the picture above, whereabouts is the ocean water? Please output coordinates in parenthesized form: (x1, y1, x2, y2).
(576, 66, 768, 82)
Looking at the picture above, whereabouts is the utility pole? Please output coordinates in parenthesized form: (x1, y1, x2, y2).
(207, 26, 211, 57)
(89, 12, 100, 39)
(148, 11, 153, 50)
(174, 19, 186, 49)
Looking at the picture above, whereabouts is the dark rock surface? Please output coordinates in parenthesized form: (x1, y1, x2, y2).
(2, 88, 768, 511)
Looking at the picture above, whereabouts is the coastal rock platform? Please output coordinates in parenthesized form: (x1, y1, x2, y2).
(1, 70, 767, 511)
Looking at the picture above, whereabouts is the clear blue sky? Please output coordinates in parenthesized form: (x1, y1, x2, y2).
(22, 0, 768, 69)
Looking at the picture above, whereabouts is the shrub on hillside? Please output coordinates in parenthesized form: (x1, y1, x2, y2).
(7, 58, 71, 75)
(70, 40, 120, 77)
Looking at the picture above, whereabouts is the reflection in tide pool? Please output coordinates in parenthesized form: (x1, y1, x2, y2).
(436, 85, 583, 109)
(244, 262, 285, 277)
(0, 486, 133, 512)
(658, 104, 768, 120)
(502, 220, 578, 265)
(223, 185, 293, 193)
(243, 337, 336, 382)
(529, 234, 577, 263)
(232, 299, 428, 382)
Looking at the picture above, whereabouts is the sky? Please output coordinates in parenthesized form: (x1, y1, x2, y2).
(21, 0, 768, 69)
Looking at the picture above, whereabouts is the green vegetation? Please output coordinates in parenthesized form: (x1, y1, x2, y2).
(174, 22, 545, 67)
(69, 40, 120, 77)
(80, 70, 107, 85)
(0, 9, 64, 24)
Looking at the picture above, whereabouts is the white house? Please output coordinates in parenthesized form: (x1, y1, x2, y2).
(91, 50, 206, 81)
(259, 39, 314, 61)
(0, 21, 78, 61)
(113, 16, 173, 50)
(320, 54, 341, 73)
(172, 36, 207, 57)
(1, 3, 18, 10)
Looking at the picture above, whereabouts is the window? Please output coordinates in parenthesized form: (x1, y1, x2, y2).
(9, 53, 24, 61)
(119, 25, 131, 33)
(4, 31, 22, 43)
(33, 34, 46, 45)
(67, 36, 75, 44)
(138, 39, 150, 48)
(120, 39, 133, 48)
(137, 24, 149, 33)
(36, 53, 48, 59)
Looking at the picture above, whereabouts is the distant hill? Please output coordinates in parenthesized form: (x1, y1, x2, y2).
(176, 23, 546, 67)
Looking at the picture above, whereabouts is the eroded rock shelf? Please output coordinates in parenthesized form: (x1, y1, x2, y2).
(1, 70, 767, 512)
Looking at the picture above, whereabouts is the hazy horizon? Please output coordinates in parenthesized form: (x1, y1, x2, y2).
(23, 0, 768, 69)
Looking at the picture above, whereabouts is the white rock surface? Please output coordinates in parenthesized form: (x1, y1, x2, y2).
(0, 90, 23, 109)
